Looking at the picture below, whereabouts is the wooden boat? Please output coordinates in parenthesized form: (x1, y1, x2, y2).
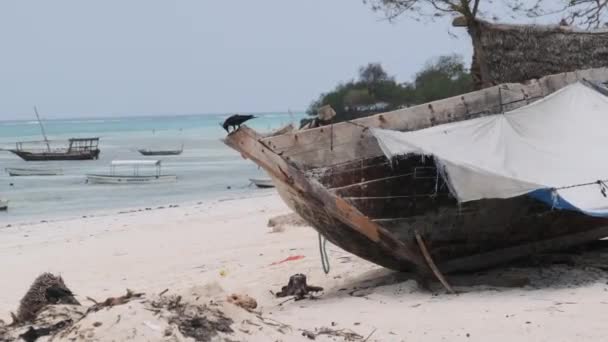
(224, 68, 608, 275)
(8, 108, 100, 161)
(86, 160, 176, 184)
(137, 145, 183, 156)
(0, 199, 7, 211)
(5, 167, 63, 176)
(10, 138, 100, 161)
(249, 178, 275, 188)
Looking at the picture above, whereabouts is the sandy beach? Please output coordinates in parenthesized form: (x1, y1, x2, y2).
(3, 192, 608, 341)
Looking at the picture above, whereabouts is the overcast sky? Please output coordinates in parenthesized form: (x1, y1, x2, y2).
(0, 1, 472, 120)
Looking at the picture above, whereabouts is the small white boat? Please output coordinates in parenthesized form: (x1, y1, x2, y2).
(86, 160, 177, 185)
(249, 178, 275, 188)
(138, 144, 184, 156)
(0, 199, 8, 211)
(5, 167, 63, 176)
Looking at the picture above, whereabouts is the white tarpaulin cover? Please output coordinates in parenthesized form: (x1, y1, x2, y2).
(371, 82, 608, 217)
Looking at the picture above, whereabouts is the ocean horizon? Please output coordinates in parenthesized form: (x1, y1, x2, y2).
(0, 112, 304, 224)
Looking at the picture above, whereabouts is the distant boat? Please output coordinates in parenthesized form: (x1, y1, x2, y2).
(249, 178, 275, 188)
(8, 107, 100, 161)
(5, 167, 63, 176)
(86, 160, 177, 184)
(10, 137, 101, 161)
(137, 144, 183, 156)
(0, 199, 7, 211)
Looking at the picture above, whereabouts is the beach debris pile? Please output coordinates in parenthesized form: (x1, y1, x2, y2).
(13, 272, 79, 324)
(0, 274, 289, 342)
(276, 274, 324, 300)
(148, 292, 234, 342)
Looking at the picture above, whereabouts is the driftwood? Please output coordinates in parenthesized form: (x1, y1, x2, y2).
(87, 289, 144, 313)
(300, 326, 364, 341)
(275, 274, 323, 300)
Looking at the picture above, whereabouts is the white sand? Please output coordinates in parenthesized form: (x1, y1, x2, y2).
(2, 192, 608, 341)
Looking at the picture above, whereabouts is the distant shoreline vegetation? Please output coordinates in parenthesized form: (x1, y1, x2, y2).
(304, 54, 473, 126)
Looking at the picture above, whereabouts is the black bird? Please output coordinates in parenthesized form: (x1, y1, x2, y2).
(45, 285, 75, 304)
(222, 114, 256, 133)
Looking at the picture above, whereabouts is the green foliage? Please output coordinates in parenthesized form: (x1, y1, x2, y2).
(413, 54, 473, 103)
(306, 55, 473, 123)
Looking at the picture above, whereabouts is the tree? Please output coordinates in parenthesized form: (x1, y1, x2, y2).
(413, 54, 472, 103)
(304, 55, 473, 126)
(364, 0, 608, 88)
(359, 63, 393, 84)
(364, 0, 608, 28)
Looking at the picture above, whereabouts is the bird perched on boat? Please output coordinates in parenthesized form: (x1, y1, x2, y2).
(222, 114, 257, 133)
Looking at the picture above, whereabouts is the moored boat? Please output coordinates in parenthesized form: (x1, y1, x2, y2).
(137, 145, 183, 156)
(0, 199, 8, 211)
(249, 178, 275, 188)
(224, 67, 608, 276)
(8, 107, 101, 161)
(86, 160, 177, 185)
(5, 167, 63, 176)
(10, 138, 100, 161)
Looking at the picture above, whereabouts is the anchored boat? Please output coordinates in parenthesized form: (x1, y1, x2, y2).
(0, 199, 7, 211)
(5, 167, 63, 176)
(137, 144, 184, 156)
(249, 178, 275, 188)
(224, 68, 608, 275)
(8, 108, 100, 161)
(86, 160, 177, 184)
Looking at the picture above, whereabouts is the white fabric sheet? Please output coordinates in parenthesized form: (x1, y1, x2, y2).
(372, 82, 608, 216)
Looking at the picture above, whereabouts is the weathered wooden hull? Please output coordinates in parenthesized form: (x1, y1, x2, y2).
(224, 68, 608, 274)
(10, 149, 100, 161)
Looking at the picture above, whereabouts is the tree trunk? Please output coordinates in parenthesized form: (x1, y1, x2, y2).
(467, 21, 492, 89)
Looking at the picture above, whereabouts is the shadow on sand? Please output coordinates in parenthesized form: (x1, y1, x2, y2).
(323, 240, 608, 298)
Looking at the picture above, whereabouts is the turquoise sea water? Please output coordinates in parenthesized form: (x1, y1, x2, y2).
(0, 113, 303, 224)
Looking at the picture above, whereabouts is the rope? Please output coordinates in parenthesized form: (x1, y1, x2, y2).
(318, 233, 330, 274)
(553, 179, 608, 191)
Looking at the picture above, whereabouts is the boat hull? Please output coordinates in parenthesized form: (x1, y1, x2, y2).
(5, 168, 63, 176)
(225, 124, 608, 273)
(86, 174, 177, 184)
(249, 178, 275, 188)
(137, 150, 183, 156)
(224, 69, 608, 274)
(10, 150, 100, 161)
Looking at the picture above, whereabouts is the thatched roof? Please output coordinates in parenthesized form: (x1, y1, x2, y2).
(461, 20, 608, 88)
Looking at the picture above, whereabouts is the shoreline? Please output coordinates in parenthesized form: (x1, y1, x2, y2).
(0, 188, 277, 228)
